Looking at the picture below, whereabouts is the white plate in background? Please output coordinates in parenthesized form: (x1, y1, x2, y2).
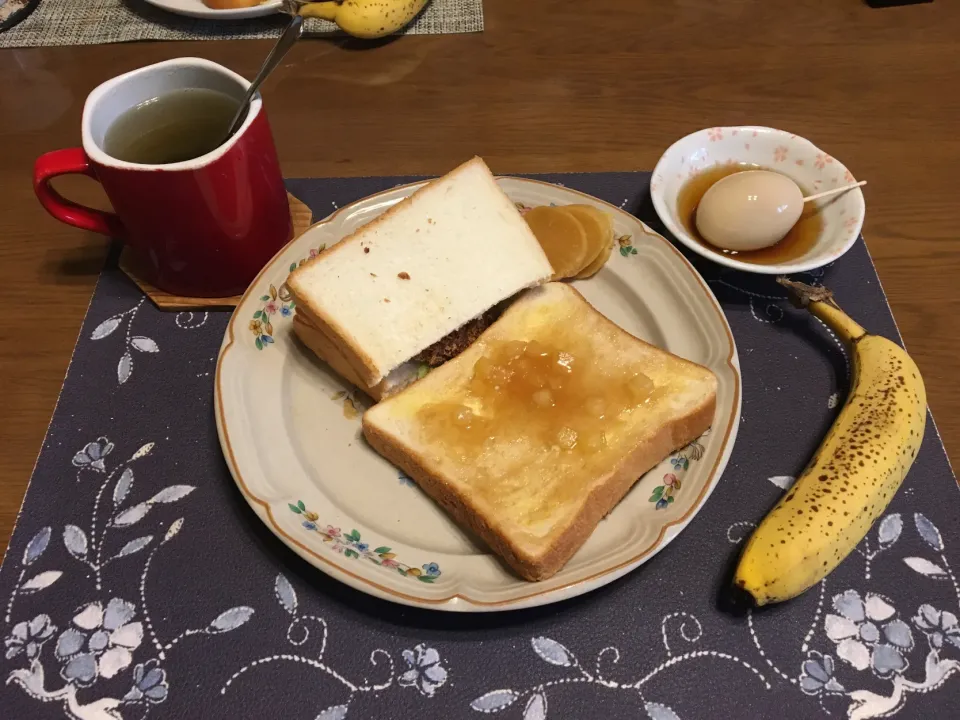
(143, 0, 282, 20)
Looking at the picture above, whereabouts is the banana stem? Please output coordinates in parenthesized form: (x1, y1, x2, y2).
(285, 0, 340, 20)
(778, 277, 867, 344)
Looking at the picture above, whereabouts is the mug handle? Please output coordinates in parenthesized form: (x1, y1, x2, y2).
(34, 148, 126, 237)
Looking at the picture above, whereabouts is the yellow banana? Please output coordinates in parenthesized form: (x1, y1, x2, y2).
(294, 0, 430, 39)
(734, 279, 926, 606)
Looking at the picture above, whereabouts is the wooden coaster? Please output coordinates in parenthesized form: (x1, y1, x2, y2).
(119, 192, 315, 311)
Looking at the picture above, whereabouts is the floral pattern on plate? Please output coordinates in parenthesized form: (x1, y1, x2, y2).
(331, 389, 365, 419)
(648, 435, 706, 509)
(251, 245, 325, 349)
(288, 502, 442, 583)
(617, 234, 637, 256)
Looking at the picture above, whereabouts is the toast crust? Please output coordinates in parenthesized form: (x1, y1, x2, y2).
(364, 395, 714, 581)
(362, 283, 718, 581)
(292, 314, 389, 401)
(286, 157, 508, 387)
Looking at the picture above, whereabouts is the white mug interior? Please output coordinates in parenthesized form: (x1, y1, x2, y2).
(82, 57, 260, 172)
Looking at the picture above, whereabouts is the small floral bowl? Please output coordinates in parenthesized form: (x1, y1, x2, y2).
(651, 126, 865, 275)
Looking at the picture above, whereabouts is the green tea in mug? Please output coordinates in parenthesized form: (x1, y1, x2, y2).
(103, 88, 242, 165)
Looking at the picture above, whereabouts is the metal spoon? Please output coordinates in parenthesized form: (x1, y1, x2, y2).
(223, 13, 304, 142)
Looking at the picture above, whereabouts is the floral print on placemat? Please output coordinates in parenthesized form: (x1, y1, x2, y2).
(469, 622, 769, 718)
(3, 436, 253, 719)
(89, 299, 159, 384)
(222, 574, 449, 718)
(87, 302, 209, 386)
(2, 434, 452, 720)
(470, 510, 960, 720)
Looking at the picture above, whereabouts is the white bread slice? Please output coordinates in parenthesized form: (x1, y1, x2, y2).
(292, 313, 418, 401)
(286, 157, 553, 388)
(362, 283, 718, 581)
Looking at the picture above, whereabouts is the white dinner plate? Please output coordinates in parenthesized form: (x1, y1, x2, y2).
(143, 0, 282, 20)
(215, 177, 742, 611)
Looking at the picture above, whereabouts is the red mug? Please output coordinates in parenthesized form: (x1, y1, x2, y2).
(34, 58, 293, 298)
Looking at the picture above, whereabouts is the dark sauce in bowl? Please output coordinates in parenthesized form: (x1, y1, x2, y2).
(677, 163, 824, 265)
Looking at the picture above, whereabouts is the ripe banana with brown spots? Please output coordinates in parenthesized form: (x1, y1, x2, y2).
(291, 0, 430, 38)
(734, 279, 926, 606)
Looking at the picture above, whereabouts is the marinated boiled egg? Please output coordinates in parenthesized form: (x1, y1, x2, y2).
(694, 170, 804, 252)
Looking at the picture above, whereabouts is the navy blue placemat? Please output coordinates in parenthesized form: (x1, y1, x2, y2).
(1, 173, 957, 720)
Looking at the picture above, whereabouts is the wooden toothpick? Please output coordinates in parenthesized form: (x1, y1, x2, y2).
(803, 180, 867, 203)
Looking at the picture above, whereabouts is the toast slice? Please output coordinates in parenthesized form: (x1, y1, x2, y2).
(292, 313, 419, 401)
(286, 157, 553, 388)
(362, 283, 717, 581)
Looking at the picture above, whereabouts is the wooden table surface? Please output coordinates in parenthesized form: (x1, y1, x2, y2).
(1, 0, 958, 554)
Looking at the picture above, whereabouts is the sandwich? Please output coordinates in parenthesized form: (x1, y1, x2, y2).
(286, 157, 554, 400)
(289, 157, 717, 582)
(362, 283, 718, 581)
